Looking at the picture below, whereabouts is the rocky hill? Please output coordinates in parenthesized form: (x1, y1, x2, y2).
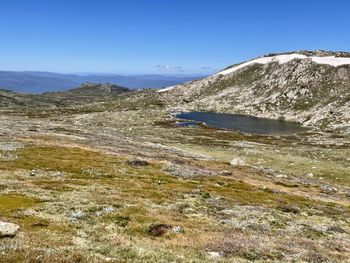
(161, 50, 350, 131)
(0, 83, 130, 108)
(43, 82, 129, 98)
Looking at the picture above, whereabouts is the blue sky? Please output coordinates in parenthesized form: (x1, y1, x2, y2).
(0, 0, 350, 74)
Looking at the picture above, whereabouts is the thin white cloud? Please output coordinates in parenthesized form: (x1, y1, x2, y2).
(156, 65, 183, 70)
(156, 65, 214, 73)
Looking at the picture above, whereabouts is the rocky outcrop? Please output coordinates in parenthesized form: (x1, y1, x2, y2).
(0, 221, 20, 237)
(0, 83, 130, 108)
(161, 51, 350, 131)
(63, 82, 129, 96)
(230, 158, 246, 166)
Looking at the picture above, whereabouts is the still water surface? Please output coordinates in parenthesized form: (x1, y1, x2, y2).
(176, 112, 307, 135)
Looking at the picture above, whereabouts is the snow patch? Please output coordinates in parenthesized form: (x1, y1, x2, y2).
(215, 54, 350, 76)
(156, 86, 176, 93)
(311, 56, 350, 67)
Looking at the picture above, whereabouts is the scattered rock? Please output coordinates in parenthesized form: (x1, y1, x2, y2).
(0, 152, 17, 161)
(276, 174, 288, 178)
(146, 224, 173, 236)
(306, 173, 314, 178)
(28, 169, 38, 177)
(69, 210, 85, 220)
(172, 226, 184, 233)
(0, 142, 23, 151)
(0, 221, 20, 237)
(220, 170, 232, 176)
(320, 185, 338, 194)
(126, 159, 150, 167)
(50, 171, 64, 177)
(207, 251, 223, 257)
(96, 206, 116, 216)
(230, 158, 245, 166)
(103, 206, 116, 213)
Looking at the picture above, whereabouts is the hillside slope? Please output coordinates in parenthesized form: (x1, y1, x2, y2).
(0, 89, 56, 107)
(42, 82, 129, 98)
(161, 51, 350, 131)
(0, 83, 130, 108)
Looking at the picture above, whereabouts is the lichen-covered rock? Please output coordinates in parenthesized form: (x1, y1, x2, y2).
(230, 158, 245, 166)
(172, 226, 184, 233)
(0, 221, 20, 237)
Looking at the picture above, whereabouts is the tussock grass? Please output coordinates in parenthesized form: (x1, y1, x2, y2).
(0, 143, 349, 262)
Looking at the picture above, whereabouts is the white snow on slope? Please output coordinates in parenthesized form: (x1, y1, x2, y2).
(215, 54, 350, 76)
(311, 56, 350, 67)
(156, 85, 176, 93)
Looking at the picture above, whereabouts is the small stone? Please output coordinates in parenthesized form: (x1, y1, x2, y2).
(320, 185, 338, 194)
(69, 210, 84, 220)
(276, 174, 288, 178)
(51, 171, 64, 177)
(0, 153, 17, 161)
(207, 251, 223, 257)
(0, 221, 20, 237)
(28, 169, 37, 177)
(306, 173, 314, 178)
(103, 207, 115, 213)
(172, 226, 184, 233)
(230, 158, 245, 166)
(220, 170, 232, 176)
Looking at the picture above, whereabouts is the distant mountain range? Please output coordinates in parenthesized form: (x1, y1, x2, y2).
(0, 71, 204, 93)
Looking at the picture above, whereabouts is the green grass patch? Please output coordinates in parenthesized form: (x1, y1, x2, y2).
(0, 194, 40, 213)
(0, 145, 125, 178)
